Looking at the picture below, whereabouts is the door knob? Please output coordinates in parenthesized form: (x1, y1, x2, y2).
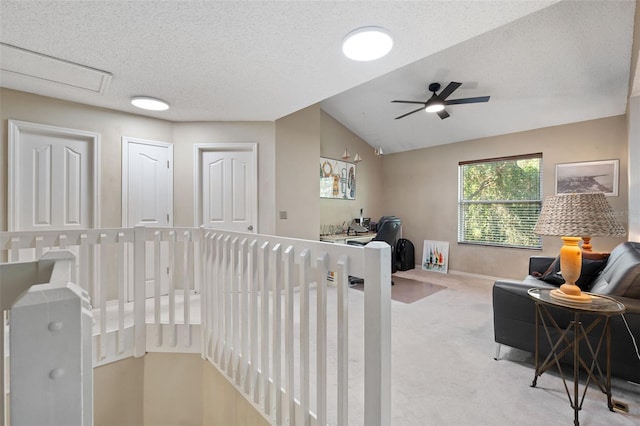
(247, 225, 254, 231)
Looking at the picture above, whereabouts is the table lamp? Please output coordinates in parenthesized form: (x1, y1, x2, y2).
(533, 192, 626, 303)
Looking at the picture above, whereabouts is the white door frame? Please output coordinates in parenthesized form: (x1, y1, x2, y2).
(121, 136, 174, 227)
(193, 143, 258, 231)
(8, 119, 101, 231)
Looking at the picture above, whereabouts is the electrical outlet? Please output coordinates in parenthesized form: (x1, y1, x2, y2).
(279, 210, 288, 219)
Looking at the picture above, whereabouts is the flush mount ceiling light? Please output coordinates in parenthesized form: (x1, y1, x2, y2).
(131, 96, 169, 111)
(342, 26, 393, 61)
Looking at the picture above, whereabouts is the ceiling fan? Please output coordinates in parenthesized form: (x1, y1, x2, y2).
(392, 82, 490, 120)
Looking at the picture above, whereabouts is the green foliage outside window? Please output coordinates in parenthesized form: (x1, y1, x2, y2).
(458, 155, 542, 248)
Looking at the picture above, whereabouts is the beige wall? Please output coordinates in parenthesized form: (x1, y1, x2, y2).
(94, 356, 144, 426)
(383, 116, 629, 279)
(94, 353, 268, 426)
(626, 0, 640, 240)
(275, 104, 321, 239)
(143, 353, 203, 426)
(274, 106, 386, 240)
(0, 89, 276, 233)
(173, 122, 276, 233)
(202, 360, 270, 426)
(320, 110, 384, 227)
(0, 88, 174, 230)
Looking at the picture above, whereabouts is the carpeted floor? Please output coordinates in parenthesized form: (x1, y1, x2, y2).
(328, 267, 640, 425)
(351, 275, 446, 303)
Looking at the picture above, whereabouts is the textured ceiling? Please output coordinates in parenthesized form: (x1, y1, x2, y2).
(0, 1, 635, 154)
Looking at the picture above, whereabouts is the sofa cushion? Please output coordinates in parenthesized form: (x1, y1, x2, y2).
(590, 242, 640, 298)
(537, 252, 609, 290)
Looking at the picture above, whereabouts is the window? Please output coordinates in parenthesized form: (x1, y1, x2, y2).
(458, 153, 542, 249)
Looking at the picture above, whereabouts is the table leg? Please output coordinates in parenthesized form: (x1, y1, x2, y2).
(606, 319, 613, 411)
(573, 313, 580, 426)
(531, 302, 540, 387)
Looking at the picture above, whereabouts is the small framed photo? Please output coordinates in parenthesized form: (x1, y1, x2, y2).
(555, 159, 619, 196)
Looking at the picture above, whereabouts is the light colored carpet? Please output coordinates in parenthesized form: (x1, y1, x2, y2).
(330, 267, 640, 425)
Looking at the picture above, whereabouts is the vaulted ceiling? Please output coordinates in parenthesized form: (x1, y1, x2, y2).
(1, 1, 636, 154)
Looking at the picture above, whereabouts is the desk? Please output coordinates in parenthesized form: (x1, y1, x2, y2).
(319, 232, 376, 245)
(528, 288, 626, 426)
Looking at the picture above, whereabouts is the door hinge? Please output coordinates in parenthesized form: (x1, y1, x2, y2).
(167, 160, 170, 168)
(167, 213, 170, 222)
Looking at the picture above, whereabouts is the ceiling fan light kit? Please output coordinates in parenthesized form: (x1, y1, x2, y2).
(392, 81, 489, 120)
(425, 98, 445, 113)
(342, 26, 393, 61)
(131, 96, 170, 111)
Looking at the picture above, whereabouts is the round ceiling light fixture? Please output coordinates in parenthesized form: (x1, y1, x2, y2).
(131, 96, 170, 111)
(342, 26, 393, 61)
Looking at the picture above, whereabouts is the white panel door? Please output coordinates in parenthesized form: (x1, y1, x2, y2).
(199, 146, 256, 232)
(123, 138, 173, 227)
(9, 120, 98, 231)
(122, 137, 173, 299)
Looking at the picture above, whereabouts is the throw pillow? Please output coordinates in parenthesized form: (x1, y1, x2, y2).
(539, 257, 563, 285)
(538, 252, 609, 290)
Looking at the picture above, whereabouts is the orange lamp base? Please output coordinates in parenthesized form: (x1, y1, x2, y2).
(550, 236, 592, 303)
(550, 288, 592, 303)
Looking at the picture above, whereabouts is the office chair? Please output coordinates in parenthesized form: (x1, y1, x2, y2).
(348, 216, 401, 285)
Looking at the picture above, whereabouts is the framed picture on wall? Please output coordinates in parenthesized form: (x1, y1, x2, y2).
(555, 159, 619, 196)
(320, 157, 356, 200)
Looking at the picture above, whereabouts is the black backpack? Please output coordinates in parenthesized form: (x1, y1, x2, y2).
(396, 238, 415, 271)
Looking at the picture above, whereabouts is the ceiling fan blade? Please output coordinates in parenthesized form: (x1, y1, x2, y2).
(437, 109, 450, 120)
(437, 82, 462, 100)
(394, 106, 425, 120)
(391, 100, 427, 105)
(445, 96, 490, 105)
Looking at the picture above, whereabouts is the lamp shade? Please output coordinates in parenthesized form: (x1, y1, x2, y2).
(534, 192, 626, 237)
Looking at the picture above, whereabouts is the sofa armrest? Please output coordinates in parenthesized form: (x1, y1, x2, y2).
(529, 256, 555, 275)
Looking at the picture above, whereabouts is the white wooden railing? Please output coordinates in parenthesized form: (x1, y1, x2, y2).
(0, 227, 391, 425)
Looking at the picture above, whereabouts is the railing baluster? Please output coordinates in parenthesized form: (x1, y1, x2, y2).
(79, 233, 89, 296)
(133, 226, 147, 358)
(9, 236, 20, 262)
(200, 234, 208, 358)
(168, 230, 177, 347)
(117, 232, 126, 354)
(231, 237, 239, 379)
(184, 230, 193, 348)
(316, 252, 328, 426)
(239, 238, 249, 390)
(98, 233, 108, 360)
(154, 231, 162, 346)
(221, 236, 233, 377)
(34, 235, 44, 259)
(259, 241, 270, 414)
(248, 239, 259, 402)
(299, 249, 311, 426)
(284, 246, 295, 425)
(213, 234, 224, 364)
(337, 255, 349, 426)
(271, 243, 282, 425)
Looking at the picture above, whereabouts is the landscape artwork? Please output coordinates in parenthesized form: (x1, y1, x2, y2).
(555, 159, 619, 196)
(320, 157, 356, 200)
(422, 240, 449, 273)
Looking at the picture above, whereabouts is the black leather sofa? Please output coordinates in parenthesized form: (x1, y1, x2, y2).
(493, 241, 640, 384)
